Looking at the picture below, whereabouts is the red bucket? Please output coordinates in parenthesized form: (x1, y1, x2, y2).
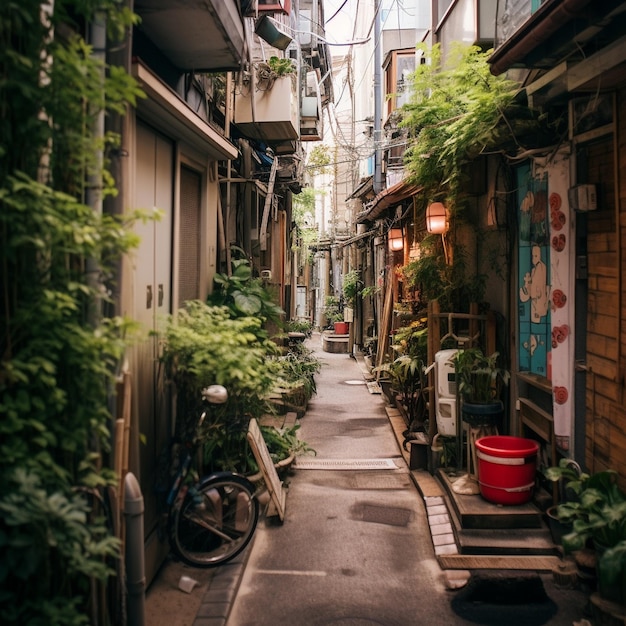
(475, 436, 539, 505)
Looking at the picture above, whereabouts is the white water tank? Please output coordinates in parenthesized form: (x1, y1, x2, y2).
(435, 349, 458, 437)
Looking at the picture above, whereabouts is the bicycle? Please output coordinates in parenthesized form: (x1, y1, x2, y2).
(166, 385, 259, 567)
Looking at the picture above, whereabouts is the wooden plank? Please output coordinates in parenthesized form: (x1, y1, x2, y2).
(438, 554, 561, 571)
(519, 398, 553, 442)
(247, 418, 286, 522)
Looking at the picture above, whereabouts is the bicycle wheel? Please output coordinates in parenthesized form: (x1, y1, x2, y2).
(169, 473, 259, 567)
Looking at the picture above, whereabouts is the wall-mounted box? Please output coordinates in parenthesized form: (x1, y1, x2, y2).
(568, 184, 597, 212)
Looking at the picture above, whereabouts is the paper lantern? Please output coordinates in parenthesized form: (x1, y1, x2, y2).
(388, 227, 404, 251)
(426, 202, 447, 234)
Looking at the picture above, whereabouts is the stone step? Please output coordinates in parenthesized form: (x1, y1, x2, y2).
(322, 332, 349, 353)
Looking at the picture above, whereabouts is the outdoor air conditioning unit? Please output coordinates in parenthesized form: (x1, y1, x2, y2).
(568, 184, 597, 212)
(434, 349, 458, 437)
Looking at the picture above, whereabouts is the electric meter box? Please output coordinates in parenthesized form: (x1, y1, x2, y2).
(434, 349, 458, 437)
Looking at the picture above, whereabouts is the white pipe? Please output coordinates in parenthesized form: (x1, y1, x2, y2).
(124, 473, 145, 626)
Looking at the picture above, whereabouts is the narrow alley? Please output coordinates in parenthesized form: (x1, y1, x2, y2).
(145, 334, 591, 626)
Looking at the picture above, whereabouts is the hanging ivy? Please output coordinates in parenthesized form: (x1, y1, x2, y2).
(400, 43, 521, 208)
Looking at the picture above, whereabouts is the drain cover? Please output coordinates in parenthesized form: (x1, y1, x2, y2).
(349, 474, 411, 490)
(294, 458, 398, 470)
(358, 503, 412, 527)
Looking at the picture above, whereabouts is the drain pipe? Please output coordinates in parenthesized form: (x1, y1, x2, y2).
(124, 473, 145, 626)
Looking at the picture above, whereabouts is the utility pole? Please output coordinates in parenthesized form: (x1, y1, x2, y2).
(373, 0, 383, 194)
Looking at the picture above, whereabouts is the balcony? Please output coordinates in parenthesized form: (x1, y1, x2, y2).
(435, 0, 497, 59)
(234, 68, 300, 144)
(134, 0, 245, 71)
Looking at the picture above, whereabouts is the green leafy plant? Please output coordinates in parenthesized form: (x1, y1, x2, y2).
(374, 321, 428, 424)
(400, 43, 523, 210)
(547, 466, 626, 604)
(160, 301, 282, 471)
(553, 469, 626, 553)
(452, 348, 509, 404)
(266, 55, 296, 76)
(208, 247, 284, 332)
(272, 344, 321, 413)
(1, 3, 142, 624)
(285, 318, 313, 337)
(342, 269, 362, 308)
(401, 238, 486, 313)
(259, 424, 316, 466)
(323, 295, 343, 325)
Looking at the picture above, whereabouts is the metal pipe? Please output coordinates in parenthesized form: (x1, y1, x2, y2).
(373, 0, 383, 194)
(124, 473, 145, 626)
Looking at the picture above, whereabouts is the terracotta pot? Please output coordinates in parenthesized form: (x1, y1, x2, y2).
(333, 321, 349, 334)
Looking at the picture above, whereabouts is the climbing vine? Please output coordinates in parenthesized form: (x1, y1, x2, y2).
(1, 2, 143, 624)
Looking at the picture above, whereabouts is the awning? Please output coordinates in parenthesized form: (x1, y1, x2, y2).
(356, 179, 423, 223)
(347, 175, 374, 200)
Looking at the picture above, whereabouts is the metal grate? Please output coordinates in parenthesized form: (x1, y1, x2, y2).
(366, 382, 382, 394)
(294, 458, 398, 470)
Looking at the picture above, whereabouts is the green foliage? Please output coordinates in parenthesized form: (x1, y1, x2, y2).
(323, 295, 343, 325)
(342, 269, 362, 308)
(266, 56, 295, 76)
(553, 469, 626, 553)
(274, 344, 321, 406)
(285, 318, 313, 337)
(259, 424, 316, 465)
(160, 301, 281, 443)
(208, 248, 284, 329)
(1, 3, 143, 623)
(307, 145, 331, 176)
(400, 43, 519, 205)
(374, 320, 428, 423)
(402, 240, 486, 312)
(0, 470, 119, 625)
(452, 349, 509, 404)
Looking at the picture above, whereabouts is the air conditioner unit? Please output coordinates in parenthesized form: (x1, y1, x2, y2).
(568, 184, 597, 212)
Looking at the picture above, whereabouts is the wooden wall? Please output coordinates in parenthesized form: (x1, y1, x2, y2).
(584, 89, 626, 483)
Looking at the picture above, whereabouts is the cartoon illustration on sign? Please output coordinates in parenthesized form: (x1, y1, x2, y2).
(519, 244, 549, 323)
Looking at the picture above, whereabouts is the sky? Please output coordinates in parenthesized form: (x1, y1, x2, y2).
(323, 0, 419, 45)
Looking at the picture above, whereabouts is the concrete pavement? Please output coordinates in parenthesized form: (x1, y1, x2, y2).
(177, 333, 590, 625)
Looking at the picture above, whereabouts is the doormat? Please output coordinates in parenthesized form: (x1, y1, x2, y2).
(293, 458, 398, 470)
(451, 573, 557, 625)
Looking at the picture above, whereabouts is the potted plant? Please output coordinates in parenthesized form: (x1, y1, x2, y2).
(547, 464, 626, 605)
(374, 321, 428, 425)
(543, 458, 584, 544)
(452, 348, 509, 428)
(342, 269, 362, 310)
(323, 295, 347, 333)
